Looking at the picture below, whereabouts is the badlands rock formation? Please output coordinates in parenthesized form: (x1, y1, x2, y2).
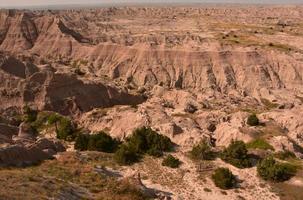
(0, 122, 65, 167)
(0, 5, 303, 200)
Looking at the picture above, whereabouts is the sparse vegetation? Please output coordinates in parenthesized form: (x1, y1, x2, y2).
(212, 167, 236, 189)
(247, 114, 259, 126)
(146, 147, 163, 157)
(261, 98, 279, 110)
(126, 127, 174, 156)
(47, 113, 61, 125)
(22, 105, 38, 123)
(257, 156, 297, 182)
(74, 133, 90, 151)
(42, 113, 77, 141)
(0, 152, 147, 200)
(29, 111, 51, 131)
(114, 144, 139, 165)
(74, 132, 119, 153)
(267, 42, 293, 52)
(274, 150, 297, 161)
(87, 132, 119, 153)
(246, 139, 274, 150)
(190, 139, 215, 160)
(162, 155, 181, 168)
(221, 140, 252, 168)
(55, 117, 75, 141)
(74, 127, 173, 166)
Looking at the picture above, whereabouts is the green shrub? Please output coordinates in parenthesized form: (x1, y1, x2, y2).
(74, 133, 90, 151)
(246, 139, 274, 150)
(126, 127, 173, 156)
(87, 132, 119, 153)
(146, 147, 163, 157)
(114, 145, 139, 165)
(56, 117, 75, 141)
(162, 155, 181, 168)
(190, 139, 215, 160)
(221, 140, 252, 168)
(47, 113, 61, 125)
(30, 112, 52, 131)
(247, 114, 259, 126)
(212, 168, 236, 189)
(114, 127, 174, 165)
(257, 156, 297, 182)
(74, 132, 119, 153)
(23, 106, 38, 123)
(274, 150, 297, 160)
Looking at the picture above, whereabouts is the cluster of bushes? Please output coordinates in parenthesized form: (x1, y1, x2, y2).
(162, 155, 181, 168)
(75, 132, 119, 153)
(21, 106, 40, 135)
(21, 109, 79, 141)
(125, 127, 174, 156)
(212, 168, 237, 189)
(246, 139, 274, 151)
(189, 139, 254, 169)
(190, 139, 215, 160)
(247, 114, 259, 126)
(114, 144, 139, 165)
(74, 126, 174, 166)
(257, 156, 297, 182)
(221, 140, 252, 168)
(114, 127, 174, 165)
(47, 113, 76, 141)
(20, 108, 81, 142)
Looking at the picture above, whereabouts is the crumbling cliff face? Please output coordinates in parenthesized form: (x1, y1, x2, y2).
(0, 54, 144, 115)
(0, 6, 303, 200)
(0, 7, 303, 148)
(0, 9, 302, 99)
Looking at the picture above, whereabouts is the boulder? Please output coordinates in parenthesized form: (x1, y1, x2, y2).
(0, 145, 51, 167)
(0, 137, 66, 167)
(34, 138, 66, 153)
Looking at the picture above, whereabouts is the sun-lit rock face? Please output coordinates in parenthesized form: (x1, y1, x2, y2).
(0, 6, 303, 200)
(1, 6, 303, 147)
(0, 8, 303, 97)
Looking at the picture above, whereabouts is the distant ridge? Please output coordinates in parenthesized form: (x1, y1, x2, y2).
(1, 0, 303, 10)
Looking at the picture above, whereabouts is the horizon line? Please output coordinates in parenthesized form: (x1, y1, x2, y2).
(1, 2, 302, 10)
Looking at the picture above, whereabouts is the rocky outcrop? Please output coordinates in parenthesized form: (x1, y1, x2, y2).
(0, 9, 302, 98)
(0, 121, 66, 167)
(0, 55, 145, 115)
(0, 11, 38, 52)
(0, 7, 303, 152)
(0, 137, 66, 167)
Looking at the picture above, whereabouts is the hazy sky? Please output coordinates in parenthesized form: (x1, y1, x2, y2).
(0, 0, 302, 7)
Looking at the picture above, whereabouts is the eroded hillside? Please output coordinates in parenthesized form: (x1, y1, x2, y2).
(0, 5, 303, 200)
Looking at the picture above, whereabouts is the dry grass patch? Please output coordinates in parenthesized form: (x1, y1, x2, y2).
(0, 152, 147, 200)
(135, 156, 186, 188)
